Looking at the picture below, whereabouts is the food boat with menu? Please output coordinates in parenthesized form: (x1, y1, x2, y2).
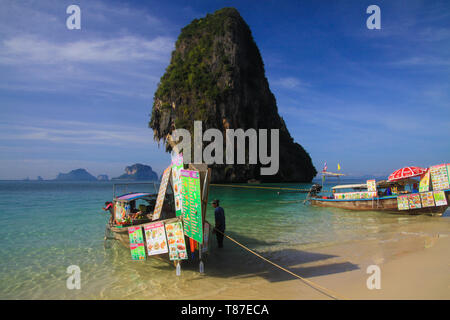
(104, 154, 212, 267)
(307, 164, 450, 216)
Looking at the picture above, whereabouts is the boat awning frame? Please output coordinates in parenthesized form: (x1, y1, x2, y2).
(332, 184, 367, 190)
(114, 192, 154, 202)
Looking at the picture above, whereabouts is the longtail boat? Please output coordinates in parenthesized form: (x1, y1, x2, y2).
(307, 164, 450, 216)
(103, 162, 212, 266)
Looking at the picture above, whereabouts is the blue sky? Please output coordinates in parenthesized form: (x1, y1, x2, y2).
(0, 0, 449, 179)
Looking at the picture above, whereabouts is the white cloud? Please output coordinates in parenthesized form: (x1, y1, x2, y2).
(273, 77, 310, 90)
(0, 35, 174, 65)
(0, 120, 154, 146)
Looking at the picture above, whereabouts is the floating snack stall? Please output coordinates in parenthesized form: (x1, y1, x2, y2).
(307, 164, 450, 216)
(104, 154, 212, 270)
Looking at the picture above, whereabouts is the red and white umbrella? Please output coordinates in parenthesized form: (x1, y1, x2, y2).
(388, 166, 427, 181)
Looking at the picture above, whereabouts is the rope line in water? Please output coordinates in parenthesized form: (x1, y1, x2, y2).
(210, 225, 348, 300)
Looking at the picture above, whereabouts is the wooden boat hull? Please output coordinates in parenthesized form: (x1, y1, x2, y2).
(310, 192, 449, 216)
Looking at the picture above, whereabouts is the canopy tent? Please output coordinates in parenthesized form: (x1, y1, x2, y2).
(115, 193, 153, 201)
(322, 171, 346, 177)
(388, 166, 427, 181)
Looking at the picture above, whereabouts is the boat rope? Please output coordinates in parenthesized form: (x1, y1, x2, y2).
(210, 184, 312, 192)
(210, 225, 348, 300)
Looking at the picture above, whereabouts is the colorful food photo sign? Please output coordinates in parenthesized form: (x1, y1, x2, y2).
(407, 194, 422, 209)
(420, 192, 435, 208)
(128, 226, 146, 260)
(433, 191, 447, 206)
(165, 221, 188, 260)
(144, 222, 168, 256)
(397, 195, 409, 210)
(366, 180, 377, 192)
(430, 164, 450, 191)
(171, 153, 184, 217)
(334, 191, 377, 200)
(180, 169, 203, 243)
(419, 170, 430, 192)
(114, 201, 127, 223)
(152, 165, 172, 221)
(130, 244, 146, 261)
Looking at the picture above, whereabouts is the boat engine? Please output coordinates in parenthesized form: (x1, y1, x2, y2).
(309, 184, 322, 196)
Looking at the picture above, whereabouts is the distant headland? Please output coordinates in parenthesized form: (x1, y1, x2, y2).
(112, 163, 158, 181)
(29, 163, 159, 181)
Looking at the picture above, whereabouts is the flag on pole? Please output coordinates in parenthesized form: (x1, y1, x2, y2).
(337, 163, 341, 171)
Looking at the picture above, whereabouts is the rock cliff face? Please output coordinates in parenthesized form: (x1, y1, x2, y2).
(55, 169, 97, 181)
(150, 7, 316, 182)
(113, 164, 158, 181)
(96, 174, 109, 181)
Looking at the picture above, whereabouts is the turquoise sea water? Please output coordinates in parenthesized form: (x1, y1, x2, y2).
(0, 180, 448, 299)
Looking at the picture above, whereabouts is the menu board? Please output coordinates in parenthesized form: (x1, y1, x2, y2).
(366, 180, 377, 192)
(171, 153, 184, 217)
(114, 202, 127, 223)
(430, 164, 450, 191)
(433, 191, 447, 206)
(128, 226, 146, 260)
(419, 170, 430, 192)
(144, 222, 168, 256)
(130, 244, 146, 260)
(128, 226, 144, 244)
(407, 194, 422, 209)
(152, 165, 172, 221)
(397, 195, 409, 210)
(420, 192, 435, 208)
(180, 169, 203, 243)
(165, 221, 188, 260)
(334, 191, 377, 200)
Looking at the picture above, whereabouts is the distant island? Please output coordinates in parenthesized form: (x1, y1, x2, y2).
(55, 169, 97, 181)
(112, 163, 158, 181)
(41, 164, 158, 181)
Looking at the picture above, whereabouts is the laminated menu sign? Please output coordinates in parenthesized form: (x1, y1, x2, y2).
(165, 221, 187, 260)
(128, 226, 144, 244)
(433, 191, 447, 206)
(420, 192, 435, 208)
(397, 195, 409, 210)
(171, 153, 184, 217)
(152, 165, 172, 221)
(114, 202, 127, 223)
(430, 164, 450, 191)
(407, 194, 422, 209)
(128, 226, 146, 260)
(144, 222, 168, 256)
(367, 180, 377, 192)
(180, 169, 203, 243)
(419, 170, 430, 192)
(335, 191, 377, 200)
(130, 244, 146, 260)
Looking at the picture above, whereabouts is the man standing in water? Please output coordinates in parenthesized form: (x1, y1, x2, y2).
(211, 199, 226, 248)
(102, 201, 114, 224)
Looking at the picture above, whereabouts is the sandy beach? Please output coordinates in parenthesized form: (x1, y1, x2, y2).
(204, 216, 450, 300)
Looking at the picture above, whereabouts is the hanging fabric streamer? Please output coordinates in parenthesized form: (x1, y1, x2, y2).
(189, 238, 196, 259)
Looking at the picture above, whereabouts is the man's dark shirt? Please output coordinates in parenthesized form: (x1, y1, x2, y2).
(214, 206, 226, 231)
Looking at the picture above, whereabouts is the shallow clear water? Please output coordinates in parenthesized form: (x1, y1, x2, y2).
(0, 180, 448, 299)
